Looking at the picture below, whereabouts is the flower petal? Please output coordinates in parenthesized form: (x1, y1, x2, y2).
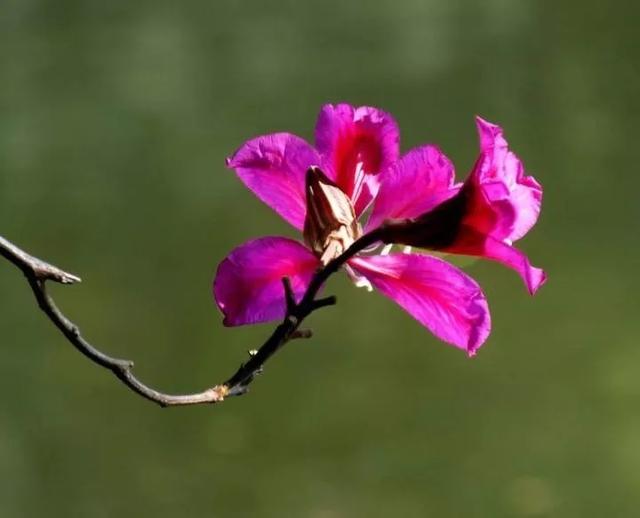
(367, 145, 458, 231)
(442, 225, 547, 295)
(213, 237, 320, 326)
(349, 254, 491, 355)
(468, 117, 543, 242)
(375, 189, 546, 295)
(315, 103, 400, 216)
(226, 133, 321, 230)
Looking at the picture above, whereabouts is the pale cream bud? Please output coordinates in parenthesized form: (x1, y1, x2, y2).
(303, 166, 363, 265)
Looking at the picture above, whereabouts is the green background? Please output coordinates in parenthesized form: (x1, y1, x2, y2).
(1, 1, 638, 516)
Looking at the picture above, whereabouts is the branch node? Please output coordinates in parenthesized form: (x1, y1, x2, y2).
(211, 384, 230, 401)
(286, 314, 299, 326)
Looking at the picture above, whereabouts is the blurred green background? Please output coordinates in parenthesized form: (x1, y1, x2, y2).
(1, 0, 638, 516)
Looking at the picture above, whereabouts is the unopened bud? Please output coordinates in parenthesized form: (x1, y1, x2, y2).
(303, 166, 362, 264)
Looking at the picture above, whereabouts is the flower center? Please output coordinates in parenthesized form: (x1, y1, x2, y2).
(303, 166, 363, 265)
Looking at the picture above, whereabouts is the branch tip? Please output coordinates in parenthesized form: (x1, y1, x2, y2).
(30, 258, 81, 285)
(310, 295, 337, 310)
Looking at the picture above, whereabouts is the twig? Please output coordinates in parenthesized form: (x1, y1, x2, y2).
(0, 229, 383, 407)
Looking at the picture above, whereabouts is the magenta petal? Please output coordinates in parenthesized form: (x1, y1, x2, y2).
(226, 133, 321, 230)
(213, 237, 320, 326)
(444, 227, 547, 295)
(474, 235, 546, 295)
(315, 103, 400, 216)
(367, 145, 459, 232)
(470, 117, 543, 242)
(349, 254, 491, 355)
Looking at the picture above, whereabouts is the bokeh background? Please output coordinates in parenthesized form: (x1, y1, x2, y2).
(1, 1, 638, 516)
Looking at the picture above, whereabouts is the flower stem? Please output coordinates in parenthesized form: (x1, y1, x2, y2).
(0, 228, 385, 407)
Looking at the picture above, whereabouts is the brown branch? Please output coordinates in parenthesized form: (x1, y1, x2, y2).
(0, 230, 383, 407)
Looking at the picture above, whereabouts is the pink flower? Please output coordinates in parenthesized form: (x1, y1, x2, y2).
(214, 104, 543, 355)
(370, 116, 546, 297)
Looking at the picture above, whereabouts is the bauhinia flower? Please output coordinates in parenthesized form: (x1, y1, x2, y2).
(214, 104, 544, 355)
(370, 117, 546, 296)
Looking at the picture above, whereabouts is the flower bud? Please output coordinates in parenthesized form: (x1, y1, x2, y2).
(303, 166, 362, 265)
